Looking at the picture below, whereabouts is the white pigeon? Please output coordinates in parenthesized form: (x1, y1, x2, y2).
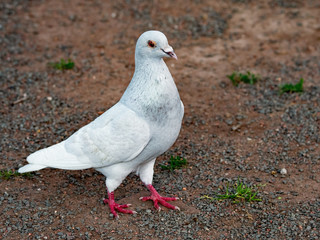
(19, 30, 184, 218)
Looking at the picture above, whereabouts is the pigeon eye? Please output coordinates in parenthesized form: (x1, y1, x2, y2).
(148, 40, 156, 48)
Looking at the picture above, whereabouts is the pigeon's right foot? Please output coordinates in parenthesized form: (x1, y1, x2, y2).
(103, 191, 136, 218)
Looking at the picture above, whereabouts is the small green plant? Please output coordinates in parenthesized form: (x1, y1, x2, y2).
(50, 58, 75, 70)
(160, 156, 187, 171)
(201, 179, 262, 203)
(0, 169, 33, 180)
(279, 78, 304, 94)
(227, 71, 259, 86)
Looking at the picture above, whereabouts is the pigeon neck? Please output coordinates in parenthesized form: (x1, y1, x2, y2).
(120, 56, 180, 118)
(134, 55, 163, 68)
(133, 57, 169, 82)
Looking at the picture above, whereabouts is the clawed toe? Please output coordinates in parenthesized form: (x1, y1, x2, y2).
(140, 184, 180, 212)
(104, 191, 135, 218)
(139, 196, 151, 201)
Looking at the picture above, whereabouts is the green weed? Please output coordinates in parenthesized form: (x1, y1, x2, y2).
(227, 71, 259, 86)
(279, 78, 304, 94)
(160, 156, 187, 171)
(50, 58, 75, 70)
(0, 169, 33, 180)
(201, 179, 262, 203)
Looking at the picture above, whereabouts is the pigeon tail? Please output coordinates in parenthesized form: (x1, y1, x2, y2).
(19, 141, 92, 173)
(18, 163, 47, 173)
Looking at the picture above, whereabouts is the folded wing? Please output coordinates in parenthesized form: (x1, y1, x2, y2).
(19, 103, 151, 172)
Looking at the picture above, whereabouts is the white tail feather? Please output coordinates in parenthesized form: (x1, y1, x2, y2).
(18, 141, 92, 173)
(18, 164, 47, 173)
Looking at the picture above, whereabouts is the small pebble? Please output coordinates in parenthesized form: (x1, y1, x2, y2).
(280, 168, 287, 175)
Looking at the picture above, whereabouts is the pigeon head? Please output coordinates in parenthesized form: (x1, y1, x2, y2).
(135, 30, 177, 61)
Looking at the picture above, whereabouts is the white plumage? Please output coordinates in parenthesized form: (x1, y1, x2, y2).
(19, 30, 184, 218)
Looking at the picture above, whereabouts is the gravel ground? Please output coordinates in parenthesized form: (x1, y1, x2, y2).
(1, 0, 320, 239)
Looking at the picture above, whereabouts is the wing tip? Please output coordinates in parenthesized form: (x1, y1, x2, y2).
(18, 164, 46, 173)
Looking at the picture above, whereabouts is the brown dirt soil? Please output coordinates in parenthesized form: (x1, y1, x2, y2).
(1, 0, 320, 239)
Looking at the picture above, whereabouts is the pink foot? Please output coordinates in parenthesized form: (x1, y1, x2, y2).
(103, 191, 136, 218)
(140, 184, 180, 211)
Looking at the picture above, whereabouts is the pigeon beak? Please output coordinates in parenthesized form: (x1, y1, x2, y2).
(162, 46, 178, 60)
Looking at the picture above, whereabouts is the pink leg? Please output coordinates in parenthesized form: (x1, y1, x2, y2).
(140, 184, 180, 211)
(103, 191, 136, 218)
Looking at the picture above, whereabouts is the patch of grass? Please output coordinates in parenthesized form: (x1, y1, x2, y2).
(279, 78, 304, 94)
(160, 156, 187, 171)
(50, 58, 75, 70)
(227, 71, 259, 86)
(0, 169, 33, 180)
(201, 179, 262, 203)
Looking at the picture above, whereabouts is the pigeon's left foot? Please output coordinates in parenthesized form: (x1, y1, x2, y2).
(103, 191, 136, 218)
(140, 184, 180, 211)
